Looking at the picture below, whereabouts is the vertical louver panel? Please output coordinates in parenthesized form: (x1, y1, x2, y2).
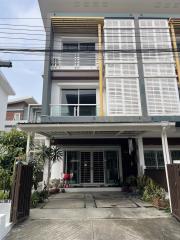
(105, 64, 138, 77)
(139, 19, 180, 116)
(145, 78, 180, 115)
(143, 64, 176, 77)
(107, 78, 141, 116)
(104, 19, 142, 116)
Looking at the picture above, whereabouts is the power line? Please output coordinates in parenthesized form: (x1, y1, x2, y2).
(0, 23, 46, 28)
(0, 27, 46, 32)
(0, 48, 180, 53)
(0, 36, 46, 41)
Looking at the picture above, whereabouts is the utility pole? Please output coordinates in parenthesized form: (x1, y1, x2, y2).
(0, 60, 12, 68)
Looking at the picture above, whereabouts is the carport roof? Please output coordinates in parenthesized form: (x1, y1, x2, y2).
(18, 122, 175, 138)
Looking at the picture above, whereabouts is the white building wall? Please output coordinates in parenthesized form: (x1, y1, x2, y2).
(0, 86, 8, 131)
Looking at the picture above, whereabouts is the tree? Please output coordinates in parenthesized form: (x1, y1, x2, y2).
(0, 129, 27, 171)
(0, 129, 27, 193)
(31, 144, 63, 190)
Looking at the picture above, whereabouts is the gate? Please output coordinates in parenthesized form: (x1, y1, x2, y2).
(167, 164, 180, 221)
(10, 163, 33, 224)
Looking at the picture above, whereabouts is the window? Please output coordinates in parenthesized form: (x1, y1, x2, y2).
(144, 150, 164, 169)
(13, 113, 21, 121)
(61, 89, 96, 116)
(62, 42, 96, 67)
(171, 150, 180, 163)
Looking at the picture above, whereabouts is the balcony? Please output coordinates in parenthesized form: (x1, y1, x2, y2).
(50, 104, 98, 117)
(51, 52, 98, 70)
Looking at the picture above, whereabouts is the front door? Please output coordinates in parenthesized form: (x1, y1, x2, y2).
(80, 151, 104, 184)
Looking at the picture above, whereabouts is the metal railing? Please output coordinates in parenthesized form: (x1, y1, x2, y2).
(51, 52, 98, 70)
(50, 104, 98, 117)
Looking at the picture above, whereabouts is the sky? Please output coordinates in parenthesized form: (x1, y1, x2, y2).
(0, 0, 45, 103)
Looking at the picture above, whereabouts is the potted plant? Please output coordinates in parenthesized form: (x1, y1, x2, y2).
(152, 188, 169, 209)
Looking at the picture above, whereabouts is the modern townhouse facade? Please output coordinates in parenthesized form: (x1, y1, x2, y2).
(19, 0, 180, 189)
(0, 70, 15, 131)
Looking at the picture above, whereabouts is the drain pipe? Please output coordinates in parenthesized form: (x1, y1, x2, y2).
(161, 122, 173, 213)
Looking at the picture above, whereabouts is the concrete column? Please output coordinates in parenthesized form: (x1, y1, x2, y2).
(43, 138, 51, 187)
(161, 127, 172, 212)
(134, 16, 148, 118)
(51, 160, 63, 180)
(136, 137, 145, 176)
(41, 14, 54, 119)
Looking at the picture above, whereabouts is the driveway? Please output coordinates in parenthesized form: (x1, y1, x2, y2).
(6, 192, 180, 240)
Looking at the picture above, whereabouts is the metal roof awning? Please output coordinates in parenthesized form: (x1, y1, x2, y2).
(51, 17, 104, 33)
(18, 122, 176, 139)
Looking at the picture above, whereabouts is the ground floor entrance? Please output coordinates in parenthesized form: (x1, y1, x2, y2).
(64, 149, 121, 186)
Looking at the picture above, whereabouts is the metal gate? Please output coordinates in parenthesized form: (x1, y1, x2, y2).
(10, 163, 33, 224)
(167, 164, 180, 221)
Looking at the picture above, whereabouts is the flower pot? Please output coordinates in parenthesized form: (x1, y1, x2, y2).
(152, 197, 168, 209)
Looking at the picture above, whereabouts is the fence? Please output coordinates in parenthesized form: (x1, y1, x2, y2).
(10, 163, 33, 224)
(167, 164, 180, 221)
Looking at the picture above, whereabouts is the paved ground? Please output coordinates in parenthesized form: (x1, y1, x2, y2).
(6, 192, 180, 240)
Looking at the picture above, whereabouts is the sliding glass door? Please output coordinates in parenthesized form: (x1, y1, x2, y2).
(61, 89, 96, 116)
(64, 150, 120, 185)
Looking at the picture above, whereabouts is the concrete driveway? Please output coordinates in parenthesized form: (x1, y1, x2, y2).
(6, 191, 180, 240)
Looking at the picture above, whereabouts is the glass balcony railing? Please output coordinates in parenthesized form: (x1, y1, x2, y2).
(50, 104, 98, 117)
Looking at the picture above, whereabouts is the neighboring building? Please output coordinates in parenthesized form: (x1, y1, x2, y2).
(0, 70, 15, 131)
(5, 97, 38, 131)
(19, 0, 180, 188)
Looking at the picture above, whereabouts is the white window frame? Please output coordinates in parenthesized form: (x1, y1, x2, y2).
(13, 112, 21, 121)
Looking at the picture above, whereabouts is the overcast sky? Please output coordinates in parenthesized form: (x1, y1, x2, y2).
(0, 0, 44, 103)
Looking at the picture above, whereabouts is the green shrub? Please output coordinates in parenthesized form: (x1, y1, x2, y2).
(31, 190, 48, 208)
(0, 190, 9, 200)
(137, 176, 152, 195)
(31, 191, 40, 208)
(142, 179, 166, 202)
(39, 190, 48, 203)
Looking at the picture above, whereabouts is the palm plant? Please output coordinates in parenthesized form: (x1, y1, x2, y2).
(31, 144, 63, 190)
